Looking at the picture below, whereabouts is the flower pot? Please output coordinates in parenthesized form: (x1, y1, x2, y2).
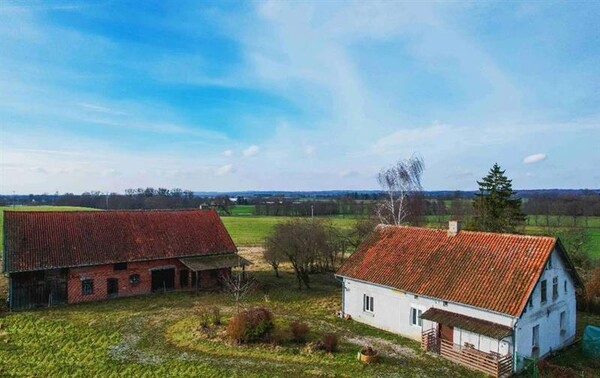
(357, 349, 379, 364)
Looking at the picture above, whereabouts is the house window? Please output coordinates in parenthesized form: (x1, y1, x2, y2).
(443, 301, 448, 307)
(523, 297, 533, 314)
(564, 280, 567, 294)
(363, 294, 374, 313)
(540, 280, 547, 304)
(114, 262, 127, 271)
(552, 277, 559, 301)
(81, 279, 94, 295)
(560, 311, 566, 332)
(546, 256, 552, 270)
(180, 269, 189, 287)
(410, 307, 423, 327)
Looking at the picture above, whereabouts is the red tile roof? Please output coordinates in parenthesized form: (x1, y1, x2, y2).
(336, 225, 580, 317)
(3, 209, 236, 273)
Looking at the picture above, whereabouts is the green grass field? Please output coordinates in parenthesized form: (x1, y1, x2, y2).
(221, 216, 357, 246)
(0, 251, 484, 378)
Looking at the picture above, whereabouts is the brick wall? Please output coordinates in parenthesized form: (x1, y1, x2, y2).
(67, 259, 230, 304)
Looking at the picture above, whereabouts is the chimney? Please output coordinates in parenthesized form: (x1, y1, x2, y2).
(448, 220, 460, 236)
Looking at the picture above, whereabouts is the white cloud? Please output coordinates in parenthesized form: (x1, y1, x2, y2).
(374, 124, 452, 154)
(223, 149, 233, 157)
(243, 145, 260, 157)
(304, 145, 316, 156)
(215, 164, 234, 176)
(523, 153, 547, 164)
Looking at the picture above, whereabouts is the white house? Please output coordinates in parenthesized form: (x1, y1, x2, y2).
(336, 222, 583, 377)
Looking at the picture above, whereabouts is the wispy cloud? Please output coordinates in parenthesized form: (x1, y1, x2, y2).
(304, 145, 316, 156)
(243, 145, 260, 157)
(215, 164, 234, 176)
(523, 153, 547, 164)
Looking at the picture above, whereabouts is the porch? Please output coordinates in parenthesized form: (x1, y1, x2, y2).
(178, 254, 251, 291)
(420, 308, 513, 377)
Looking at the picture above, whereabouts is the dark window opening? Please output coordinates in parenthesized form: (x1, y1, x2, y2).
(114, 262, 127, 271)
(540, 280, 547, 303)
(191, 271, 198, 287)
(180, 269, 189, 287)
(82, 279, 94, 295)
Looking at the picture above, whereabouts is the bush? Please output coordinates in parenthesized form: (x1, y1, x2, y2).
(227, 307, 274, 344)
(290, 321, 309, 343)
(322, 333, 338, 353)
(211, 307, 221, 326)
(197, 308, 211, 329)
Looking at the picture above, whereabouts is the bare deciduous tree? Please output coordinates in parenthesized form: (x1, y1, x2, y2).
(223, 269, 256, 314)
(262, 242, 284, 277)
(376, 155, 425, 225)
(264, 219, 339, 290)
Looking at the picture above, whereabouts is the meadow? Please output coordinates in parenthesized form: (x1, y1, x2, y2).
(0, 249, 484, 378)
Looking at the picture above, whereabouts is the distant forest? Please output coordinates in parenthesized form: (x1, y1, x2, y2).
(2, 188, 600, 221)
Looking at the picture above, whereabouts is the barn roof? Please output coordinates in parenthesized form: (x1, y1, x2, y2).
(2, 209, 237, 273)
(336, 225, 582, 317)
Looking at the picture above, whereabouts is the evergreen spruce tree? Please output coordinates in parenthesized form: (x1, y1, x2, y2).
(473, 163, 525, 233)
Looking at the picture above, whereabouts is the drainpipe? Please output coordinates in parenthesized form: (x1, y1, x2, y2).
(335, 275, 345, 317)
(512, 318, 519, 374)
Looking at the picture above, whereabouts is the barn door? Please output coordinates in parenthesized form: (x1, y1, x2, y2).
(107, 278, 119, 298)
(151, 268, 175, 292)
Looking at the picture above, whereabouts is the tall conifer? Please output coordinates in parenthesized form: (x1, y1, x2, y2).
(473, 163, 525, 233)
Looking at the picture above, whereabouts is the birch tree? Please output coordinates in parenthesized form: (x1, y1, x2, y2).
(376, 155, 425, 225)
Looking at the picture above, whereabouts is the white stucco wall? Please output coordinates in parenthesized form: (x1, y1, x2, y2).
(341, 277, 514, 349)
(514, 248, 577, 363)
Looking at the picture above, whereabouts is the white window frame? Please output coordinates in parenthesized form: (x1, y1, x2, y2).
(560, 311, 566, 332)
(363, 294, 374, 313)
(532, 325, 539, 347)
(540, 280, 547, 304)
(410, 306, 423, 327)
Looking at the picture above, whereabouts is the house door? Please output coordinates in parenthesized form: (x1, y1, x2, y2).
(440, 324, 454, 344)
(107, 278, 119, 298)
(151, 268, 175, 292)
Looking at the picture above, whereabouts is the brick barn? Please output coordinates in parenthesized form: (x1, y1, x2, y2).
(2, 209, 247, 311)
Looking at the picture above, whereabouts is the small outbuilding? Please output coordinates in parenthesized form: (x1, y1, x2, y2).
(2, 209, 247, 310)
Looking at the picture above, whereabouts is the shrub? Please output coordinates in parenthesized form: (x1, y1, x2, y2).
(197, 308, 211, 329)
(227, 307, 274, 344)
(211, 307, 221, 326)
(290, 321, 309, 343)
(321, 333, 338, 353)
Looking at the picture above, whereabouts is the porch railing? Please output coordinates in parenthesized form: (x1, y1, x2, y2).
(422, 329, 512, 377)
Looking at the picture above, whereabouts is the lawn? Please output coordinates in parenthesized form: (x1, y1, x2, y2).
(0, 248, 484, 378)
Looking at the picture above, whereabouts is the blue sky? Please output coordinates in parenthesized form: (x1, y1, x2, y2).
(1, 0, 599, 194)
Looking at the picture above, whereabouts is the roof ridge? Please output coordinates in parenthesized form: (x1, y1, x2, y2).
(3, 208, 210, 214)
(377, 223, 556, 240)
